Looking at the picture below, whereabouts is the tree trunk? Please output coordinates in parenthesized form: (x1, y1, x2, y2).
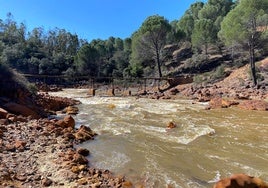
(156, 49, 162, 78)
(249, 43, 257, 86)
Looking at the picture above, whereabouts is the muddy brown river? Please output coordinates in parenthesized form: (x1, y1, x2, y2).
(50, 89, 268, 188)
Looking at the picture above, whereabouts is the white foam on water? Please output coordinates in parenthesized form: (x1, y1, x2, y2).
(136, 123, 215, 145)
(94, 151, 130, 171)
(208, 171, 221, 183)
(96, 122, 132, 136)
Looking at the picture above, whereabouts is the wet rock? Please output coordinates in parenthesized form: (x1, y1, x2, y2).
(55, 115, 75, 129)
(36, 93, 80, 113)
(238, 100, 268, 111)
(77, 147, 90, 156)
(166, 121, 177, 129)
(213, 174, 268, 188)
(63, 115, 75, 128)
(55, 119, 66, 128)
(63, 106, 79, 115)
(122, 181, 133, 187)
(74, 125, 96, 142)
(72, 153, 88, 165)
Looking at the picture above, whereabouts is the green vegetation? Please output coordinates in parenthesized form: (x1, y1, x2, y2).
(0, 60, 36, 99)
(0, 0, 267, 86)
(219, 0, 268, 85)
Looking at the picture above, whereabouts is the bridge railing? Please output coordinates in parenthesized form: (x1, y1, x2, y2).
(22, 74, 193, 96)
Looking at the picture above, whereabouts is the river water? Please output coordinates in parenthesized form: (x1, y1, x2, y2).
(49, 89, 268, 188)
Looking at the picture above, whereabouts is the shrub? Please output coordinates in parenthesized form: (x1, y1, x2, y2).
(0, 62, 36, 99)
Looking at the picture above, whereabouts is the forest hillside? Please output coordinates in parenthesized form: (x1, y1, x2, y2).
(0, 0, 267, 91)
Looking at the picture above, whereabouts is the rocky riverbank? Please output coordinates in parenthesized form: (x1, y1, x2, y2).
(0, 94, 133, 188)
(0, 117, 133, 188)
(139, 63, 268, 111)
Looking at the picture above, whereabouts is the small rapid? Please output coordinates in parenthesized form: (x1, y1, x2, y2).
(49, 89, 268, 187)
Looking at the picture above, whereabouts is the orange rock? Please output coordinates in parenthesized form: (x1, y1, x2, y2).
(72, 153, 88, 164)
(209, 97, 239, 109)
(238, 100, 268, 111)
(63, 106, 79, 115)
(167, 121, 177, 129)
(71, 165, 85, 174)
(213, 174, 268, 188)
(14, 140, 27, 151)
(74, 125, 96, 142)
(108, 104, 116, 109)
(63, 115, 75, 128)
(55, 119, 67, 128)
(122, 181, 133, 188)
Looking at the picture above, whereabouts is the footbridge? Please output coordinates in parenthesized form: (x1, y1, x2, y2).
(22, 74, 194, 96)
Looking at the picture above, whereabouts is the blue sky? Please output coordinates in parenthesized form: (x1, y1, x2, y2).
(0, 0, 204, 41)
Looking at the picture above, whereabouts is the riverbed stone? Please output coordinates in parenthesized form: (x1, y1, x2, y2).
(63, 115, 75, 128)
(238, 100, 268, 111)
(41, 177, 53, 187)
(72, 153, 88, 165)
(77, 147, 90, 156)
(74, 125, 96, 142)
(63, 106, 79, 115)
(208, 97, 239, 109)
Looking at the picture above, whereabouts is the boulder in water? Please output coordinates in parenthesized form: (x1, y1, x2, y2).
(213, 174, 268, 188)
(166, 121, 177, 129)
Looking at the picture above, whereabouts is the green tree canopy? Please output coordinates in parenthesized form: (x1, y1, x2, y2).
(219, 0, 268, 85)
(131, 15, 171, 77)
(191, 19, 216, 54)
(177, 2, 204, 41)
(74, 44, 99, 76)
